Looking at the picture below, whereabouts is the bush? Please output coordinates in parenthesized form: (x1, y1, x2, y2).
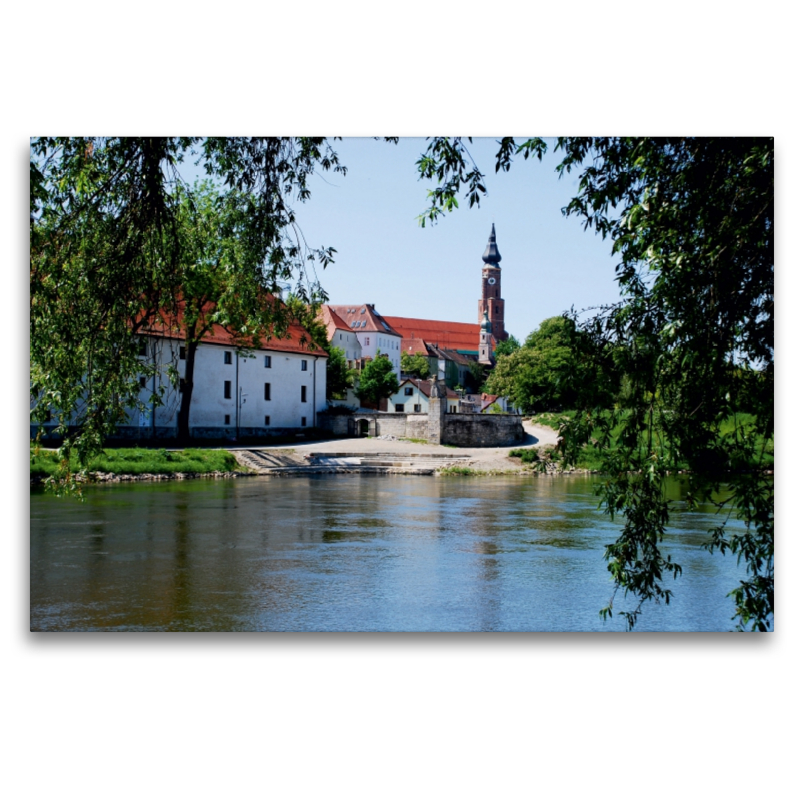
(509, 448, 539, 464)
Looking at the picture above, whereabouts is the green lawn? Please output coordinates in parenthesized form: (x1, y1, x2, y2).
(30, 447, 246, 479)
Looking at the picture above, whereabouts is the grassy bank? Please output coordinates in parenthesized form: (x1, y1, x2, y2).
(522, 411, 773, 472)
(437, 466, 524, 477)
(30, 446, 246, 480)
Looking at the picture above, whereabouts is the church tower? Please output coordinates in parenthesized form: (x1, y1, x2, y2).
(478, 310, 493, 365)
(477, 224, 507, 343)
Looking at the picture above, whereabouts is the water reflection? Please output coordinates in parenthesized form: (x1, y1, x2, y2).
(30, 475, 748, 632)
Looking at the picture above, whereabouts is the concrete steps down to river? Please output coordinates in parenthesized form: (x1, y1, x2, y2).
(234, 449, 473, 476)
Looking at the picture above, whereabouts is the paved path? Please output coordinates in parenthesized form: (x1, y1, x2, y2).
(229, 421, 558, 473)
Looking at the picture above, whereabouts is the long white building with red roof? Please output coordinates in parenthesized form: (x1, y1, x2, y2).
(129, 313, 328, 440)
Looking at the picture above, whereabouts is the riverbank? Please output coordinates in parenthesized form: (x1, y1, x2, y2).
(29, 446, 248, 486)
(30, 422, 562, 485)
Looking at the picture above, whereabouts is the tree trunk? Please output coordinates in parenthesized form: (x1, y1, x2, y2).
(177, 330, 198, 446)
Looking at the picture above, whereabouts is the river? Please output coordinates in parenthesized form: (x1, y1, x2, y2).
(30, 474, 747, 631)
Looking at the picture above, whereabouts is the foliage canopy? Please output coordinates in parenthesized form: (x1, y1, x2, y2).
(401, 350, 431, 379)
(418, 136, 774, 631)
(493, 334, 520, 358)
(355, 354, 400, 407)
(325, 346, 353, 400)
(30, 137, 342, 484)
(486, 316, 611, 413)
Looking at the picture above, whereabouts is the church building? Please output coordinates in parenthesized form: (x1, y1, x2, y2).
(382, 225, 508, 376)
(322, 225, 511, 391)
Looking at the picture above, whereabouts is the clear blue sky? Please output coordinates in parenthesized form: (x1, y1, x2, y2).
(285, 137, 622, 342)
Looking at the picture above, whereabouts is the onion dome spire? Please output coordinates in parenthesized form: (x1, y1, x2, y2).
(482, 223, 502, 265)
(481, 309, 492, 332)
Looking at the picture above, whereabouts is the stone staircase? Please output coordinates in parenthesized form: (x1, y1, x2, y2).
(234, 450, 473, 476)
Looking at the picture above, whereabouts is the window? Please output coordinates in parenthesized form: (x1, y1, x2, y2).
(264, 355, 271, 368)
(178, 346, 185, 360)
(139, 376, 147, 389)
(179, 378, 186, 394)
(414, 404, 421, 413)
(404, 387, 413, 396)
(224, 414, 231, 425)
(264, 415, 270, 426)
(264, 383, 271, 401)
(301, 416, 307, 427)
(224, 351, 232, 364)
(301, 386, 307, 403)
(301, 359, 308, 371)
(224, 380, 232, 399)
(365, 337, 370, 346)
(138, 339, 147, 356)
(395, 404, 404, 412)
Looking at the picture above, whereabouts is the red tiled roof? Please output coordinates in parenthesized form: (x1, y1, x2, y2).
(402, 337, 430, 356)
(384, 316, 494, 353)
(325, 304, 401, 337)
(145, 302, 327, 357)
(318, 305, 351, 341)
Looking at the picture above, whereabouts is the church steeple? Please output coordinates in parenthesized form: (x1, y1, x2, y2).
(482, 223, 502, 265)
(478, 224, 507, 343)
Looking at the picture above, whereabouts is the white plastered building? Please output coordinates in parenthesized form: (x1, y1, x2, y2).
(32, 317, 328, 442)
(324, 304, 401, 381)
(319, 306, 363, 368)
(131, 320, 328, 439)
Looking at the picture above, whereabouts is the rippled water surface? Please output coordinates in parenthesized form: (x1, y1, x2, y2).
(30, 475, 747, 631)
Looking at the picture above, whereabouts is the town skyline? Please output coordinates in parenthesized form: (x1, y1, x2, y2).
(292, 138, 624, 342)
(177, 137, 624, 342)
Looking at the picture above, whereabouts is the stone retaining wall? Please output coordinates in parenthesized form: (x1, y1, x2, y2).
(317, 411, 523, 447)
(442, 414, 524, 447)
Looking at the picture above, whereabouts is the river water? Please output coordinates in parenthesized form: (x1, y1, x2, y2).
(30, 474, 747, 632)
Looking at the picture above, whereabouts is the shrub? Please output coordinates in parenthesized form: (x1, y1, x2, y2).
(509, 448, 539, 464)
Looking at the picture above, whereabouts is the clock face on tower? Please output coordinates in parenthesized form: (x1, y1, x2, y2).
(487, 277, 496, 285)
